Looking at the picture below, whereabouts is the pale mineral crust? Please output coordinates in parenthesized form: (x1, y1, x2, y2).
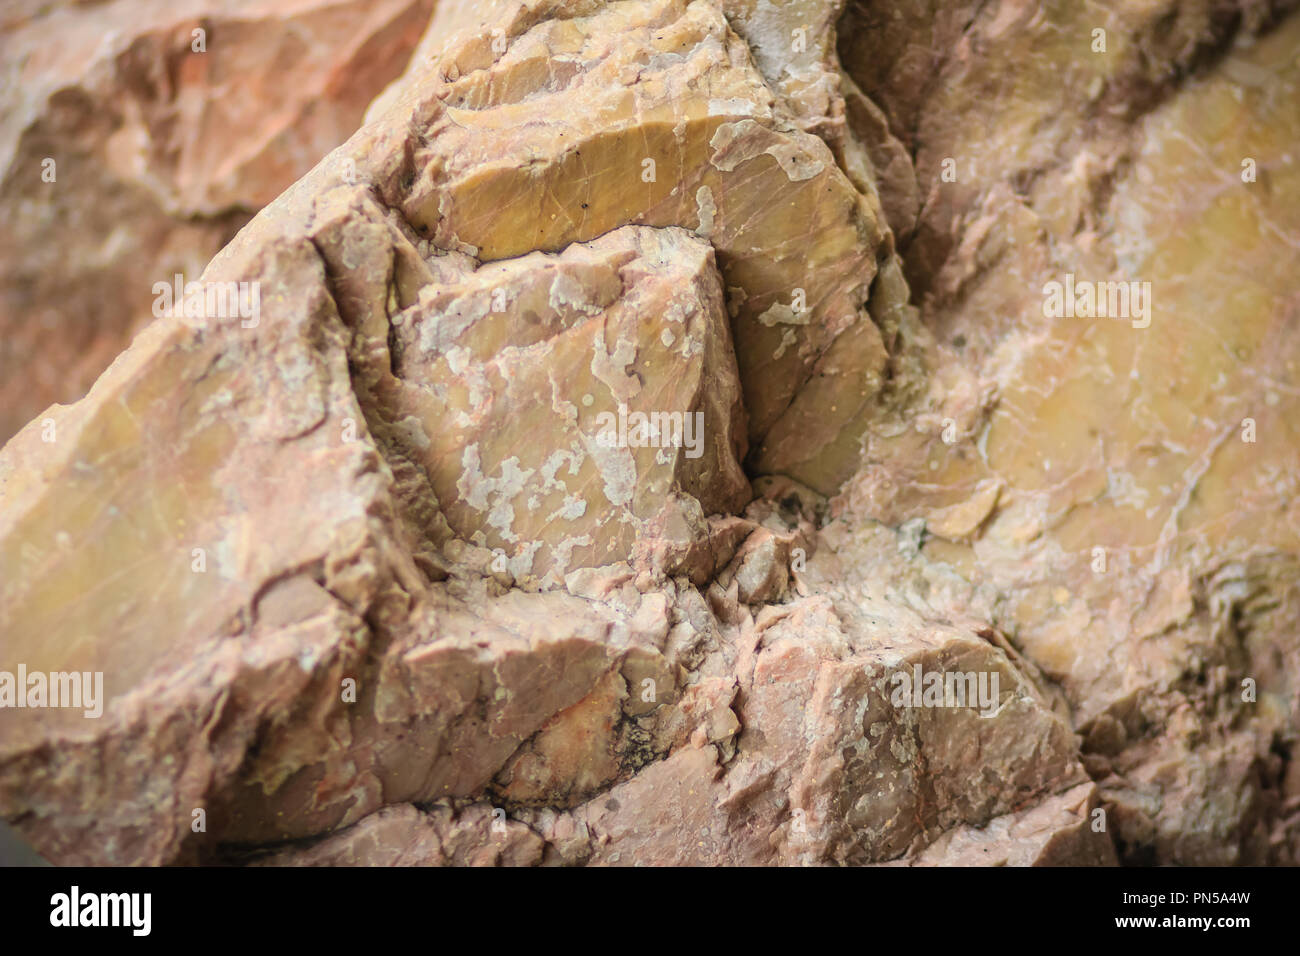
(1, 0, 1298, 868)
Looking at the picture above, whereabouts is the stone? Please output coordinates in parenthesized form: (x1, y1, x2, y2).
(374, 224, 751, 585)
(245, 803, 545, 867)
(373, 0, 890, 466)
(890, 783, 1118, 867)
(3, 0, 1300, 869)
(0, 0, 435, 443)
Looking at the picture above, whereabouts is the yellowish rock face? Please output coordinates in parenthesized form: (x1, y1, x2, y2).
(841, 10, 1300, 681)
(0, 0, 434, 444)
(381, 225, 751, 584)
(386, 0, 887, 450)
(2, 0, 1299, 868)
(830, 0, 1300, 862)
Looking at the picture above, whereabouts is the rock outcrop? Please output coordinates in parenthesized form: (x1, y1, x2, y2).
(0, 0, 435, 443)
(2, 0, 1298, 866)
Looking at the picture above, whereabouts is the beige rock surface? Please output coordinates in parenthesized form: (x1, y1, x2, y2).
(2, 0, 1299, 867)
(0, 0, 435, 443)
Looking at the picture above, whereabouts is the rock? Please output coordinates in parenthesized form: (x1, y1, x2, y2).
(0, 0, 435, 443)
(891, 783, 1118, 867)
(375, 224, 751, 584)
(245, 803, 545, 867)
(373, 0, 890, 466)
(729, 529, 790, 605)
(832, 0, 1300, 864)
(4, 0, 1300, 868)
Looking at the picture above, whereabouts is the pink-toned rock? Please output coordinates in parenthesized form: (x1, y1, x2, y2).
(247, 803, 544, 867)
(0, 0, 435, 443)
(4, 0, 1300, 870)
(892, 783, 1118, 867)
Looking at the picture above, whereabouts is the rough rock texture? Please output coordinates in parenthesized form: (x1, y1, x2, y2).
(2, 0, 1299, 867)
(369, 223, 751, 583)
(0, 0, 435, 443)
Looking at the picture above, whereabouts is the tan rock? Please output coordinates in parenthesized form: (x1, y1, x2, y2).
(5, 0, 1300, 870)
(246, 803, 545, 867)
(373, 0, 889, 468)
(378, 224, 751, 584)
(0, 0, 435, 442)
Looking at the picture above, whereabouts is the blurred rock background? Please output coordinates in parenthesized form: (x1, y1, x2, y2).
(0, 0, 434, 442)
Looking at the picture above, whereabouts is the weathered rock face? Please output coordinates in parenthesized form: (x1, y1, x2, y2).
(1, 0, 1298, 868)
(361, 223, 752, 584)
(385, 0, 890, 463)
(0, 0, 435, 444)
(835, 0, 1300, 864)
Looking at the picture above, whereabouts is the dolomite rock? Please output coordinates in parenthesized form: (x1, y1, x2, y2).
(892, 782, 1118, 867)
(832, 0, 1300, 864)
(3, 0, 1300, 868)
(240, 567, 1109, 866)
(246, 804, 546, 866)
(378, 224, 751, 584)
(0, 0, 435, 443)
(370, 0, 890, 466)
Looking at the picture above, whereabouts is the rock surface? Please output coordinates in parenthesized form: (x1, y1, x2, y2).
(2, 0, 1299, 866)
(0, 0, 435, 443)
